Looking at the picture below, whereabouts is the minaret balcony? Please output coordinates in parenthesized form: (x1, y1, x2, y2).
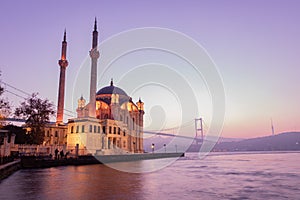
(89, 49, 100, 59)
(59, 59, 68, 67)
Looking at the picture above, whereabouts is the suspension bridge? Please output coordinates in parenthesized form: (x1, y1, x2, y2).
(143, 117, 215, 144)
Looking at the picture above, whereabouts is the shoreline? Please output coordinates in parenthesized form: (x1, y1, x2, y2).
(0, 153, 184, 180)
(20, 152, 185, 169)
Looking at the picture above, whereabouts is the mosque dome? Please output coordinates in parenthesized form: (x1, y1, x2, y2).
(96, 84, 128, 96)
(96, 79, 129, 104)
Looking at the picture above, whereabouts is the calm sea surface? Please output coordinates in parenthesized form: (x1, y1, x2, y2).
(1, 152, 300, 200)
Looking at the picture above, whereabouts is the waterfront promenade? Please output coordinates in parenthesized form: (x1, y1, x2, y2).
(0, 160, 21, 180)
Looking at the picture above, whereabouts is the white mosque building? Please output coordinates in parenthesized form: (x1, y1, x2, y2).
(46, 19, 144, 155)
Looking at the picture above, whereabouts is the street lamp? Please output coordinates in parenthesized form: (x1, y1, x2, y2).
(163, 144, 166, 153)
(175, 144, 177, 153)
(151, 143, 155, 153)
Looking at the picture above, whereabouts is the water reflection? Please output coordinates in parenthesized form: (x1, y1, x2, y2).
(1, 164, 147, 200)
(46, 165, 147, 200)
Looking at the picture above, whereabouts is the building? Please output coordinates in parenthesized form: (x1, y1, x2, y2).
(43, 123, 67, 146)
(67, 80, 144, 155)
(57, 19, 144, 155)
(0, 130, 15, 157)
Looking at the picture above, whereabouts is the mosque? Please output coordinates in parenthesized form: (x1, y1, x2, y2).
(44, 19, 144, 155)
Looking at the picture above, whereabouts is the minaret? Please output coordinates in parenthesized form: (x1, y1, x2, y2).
(56, 30, 68, 124)
(89, 18, 100, 117)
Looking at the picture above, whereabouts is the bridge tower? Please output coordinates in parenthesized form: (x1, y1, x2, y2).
(194, 118, 204, 144)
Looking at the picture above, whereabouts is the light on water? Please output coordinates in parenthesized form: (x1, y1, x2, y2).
(1, 152, 300, 200)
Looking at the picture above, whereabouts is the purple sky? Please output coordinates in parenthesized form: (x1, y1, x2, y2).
(1, 0, 300, 138)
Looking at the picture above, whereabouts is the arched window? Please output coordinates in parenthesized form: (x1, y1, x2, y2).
(71, 126, 74, 133)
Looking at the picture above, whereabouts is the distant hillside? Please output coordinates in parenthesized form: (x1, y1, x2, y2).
(213, 132, 300, 152)
(143, 132, 300, 152)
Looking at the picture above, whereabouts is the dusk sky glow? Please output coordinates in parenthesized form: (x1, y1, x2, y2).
(1, 0, 300, 138)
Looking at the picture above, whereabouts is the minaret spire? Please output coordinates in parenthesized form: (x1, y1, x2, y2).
(89, 19, 100, 118)
(63, 29, 66, 42)
(57, 30, 69, 124)
(94, 17, 97, 31)
(61, 29, 67, 60)
(92, 17, 98, 49)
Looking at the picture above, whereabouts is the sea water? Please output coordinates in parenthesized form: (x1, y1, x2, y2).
(0, 152, 299, 200)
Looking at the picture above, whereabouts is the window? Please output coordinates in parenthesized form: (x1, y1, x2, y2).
(47, 130, 50, 137)
(82, 125, 85, 133)
(76, 126, 79, 133)
(94, 125, 97, 133)
(113, 127, 116, 134)
(71, 126, 74, 133)
(55, 131, 58, 137)
(89, 125, 93, 132)
(118, 128, 120, 135)
(120, 115, 123, 121)
(123, 130, 126, 137)
(133, 118, 135, 130)
(98, 126, 100, 133)
(109, 126, 112, 134)
(103, 126, 106, 134)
